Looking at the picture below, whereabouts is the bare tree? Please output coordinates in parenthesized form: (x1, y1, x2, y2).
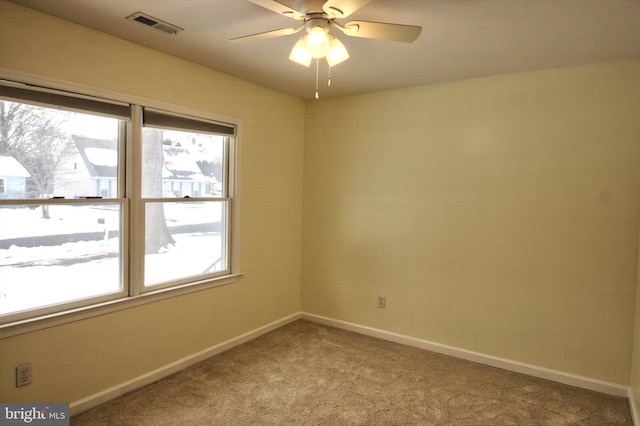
(0, 100, 74, 218)
(0, 100, 34, 154)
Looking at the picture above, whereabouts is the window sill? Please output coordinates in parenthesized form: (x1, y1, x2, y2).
(0, 273, 244, 339)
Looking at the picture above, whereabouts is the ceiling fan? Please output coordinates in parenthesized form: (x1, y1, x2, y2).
(232, 0, 422, 98)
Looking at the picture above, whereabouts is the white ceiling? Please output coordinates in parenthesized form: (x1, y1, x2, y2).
(7, 0, 640, 100)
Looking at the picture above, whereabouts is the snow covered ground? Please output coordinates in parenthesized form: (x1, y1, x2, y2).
(0, 203, 225, 315)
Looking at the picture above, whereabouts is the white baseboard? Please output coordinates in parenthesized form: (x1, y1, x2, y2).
(70, 311, 632, 421)
(301, 312, 629, 398)
(70, 312, 302, 416)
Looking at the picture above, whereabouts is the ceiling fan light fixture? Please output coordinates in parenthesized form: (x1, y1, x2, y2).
(289, 37, 312, 66)
(326, 36, 349, 67)
(236, 0, 423, 98)
(306, 26, 330, 58)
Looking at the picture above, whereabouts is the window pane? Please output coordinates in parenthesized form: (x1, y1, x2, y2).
(0, 99, 122, 200)
(141, 127, 225, 198)
(0, 203, 123, 315)
(144, 201, 228, 287)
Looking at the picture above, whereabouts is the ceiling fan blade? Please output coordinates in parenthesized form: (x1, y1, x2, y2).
(249, 0, 304, 19)
(323, 0, 371, 19)
(342, 20, 422, 43)
(231, 26, 302, 43)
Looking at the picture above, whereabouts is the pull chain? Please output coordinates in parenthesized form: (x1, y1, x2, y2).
(315, 59, 319, 99)
(328, 66, 331, 87)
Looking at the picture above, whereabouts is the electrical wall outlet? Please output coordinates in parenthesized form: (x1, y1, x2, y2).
(16, 363, 32, 387)
(377, 295, 386, 308)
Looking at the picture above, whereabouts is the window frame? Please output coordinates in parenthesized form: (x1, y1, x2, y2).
(0, 71, 242, 337)
(137, 107, 234, 290)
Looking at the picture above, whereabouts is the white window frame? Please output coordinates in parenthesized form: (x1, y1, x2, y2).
(0, 70, 242, 337)
(134, 106, 235, 293)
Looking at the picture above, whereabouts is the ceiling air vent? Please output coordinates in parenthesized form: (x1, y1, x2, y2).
(126, 12, 184, 35)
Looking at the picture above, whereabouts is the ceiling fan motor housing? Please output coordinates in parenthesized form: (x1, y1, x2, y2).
(304, 13, 332, 33)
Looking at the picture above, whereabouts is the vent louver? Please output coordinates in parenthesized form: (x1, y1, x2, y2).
(126, 12, 184, 35)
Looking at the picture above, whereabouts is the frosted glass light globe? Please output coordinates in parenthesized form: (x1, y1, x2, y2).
(306, 27, 330, 58)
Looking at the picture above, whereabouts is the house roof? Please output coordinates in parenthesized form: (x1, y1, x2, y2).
(72, 136, 118, 178)
(0, 156, 30, 178)
(162, 146, 211, 182)
(71, 135, 213, 181)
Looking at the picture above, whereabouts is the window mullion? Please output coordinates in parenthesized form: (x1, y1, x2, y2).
(128, 105, 144, 297)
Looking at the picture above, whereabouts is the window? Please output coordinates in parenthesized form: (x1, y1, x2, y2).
(140, 108, 233, 289)
(0, 81, 238, 328)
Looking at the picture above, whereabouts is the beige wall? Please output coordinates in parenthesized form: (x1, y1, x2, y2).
(302, 60, 640, 385)
(0, 1, 304, 403)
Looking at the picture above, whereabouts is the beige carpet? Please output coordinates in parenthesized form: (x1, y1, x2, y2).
(72, 320, 631, 425)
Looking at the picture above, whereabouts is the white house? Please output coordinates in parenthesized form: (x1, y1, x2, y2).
(54, 135, 217, 198)
(0, 155, 30, 199)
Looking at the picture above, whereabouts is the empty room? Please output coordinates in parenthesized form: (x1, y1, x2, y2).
(1, 0, 640, 424)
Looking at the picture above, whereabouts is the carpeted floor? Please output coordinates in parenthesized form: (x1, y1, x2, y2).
(72, 320, 632, 425)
